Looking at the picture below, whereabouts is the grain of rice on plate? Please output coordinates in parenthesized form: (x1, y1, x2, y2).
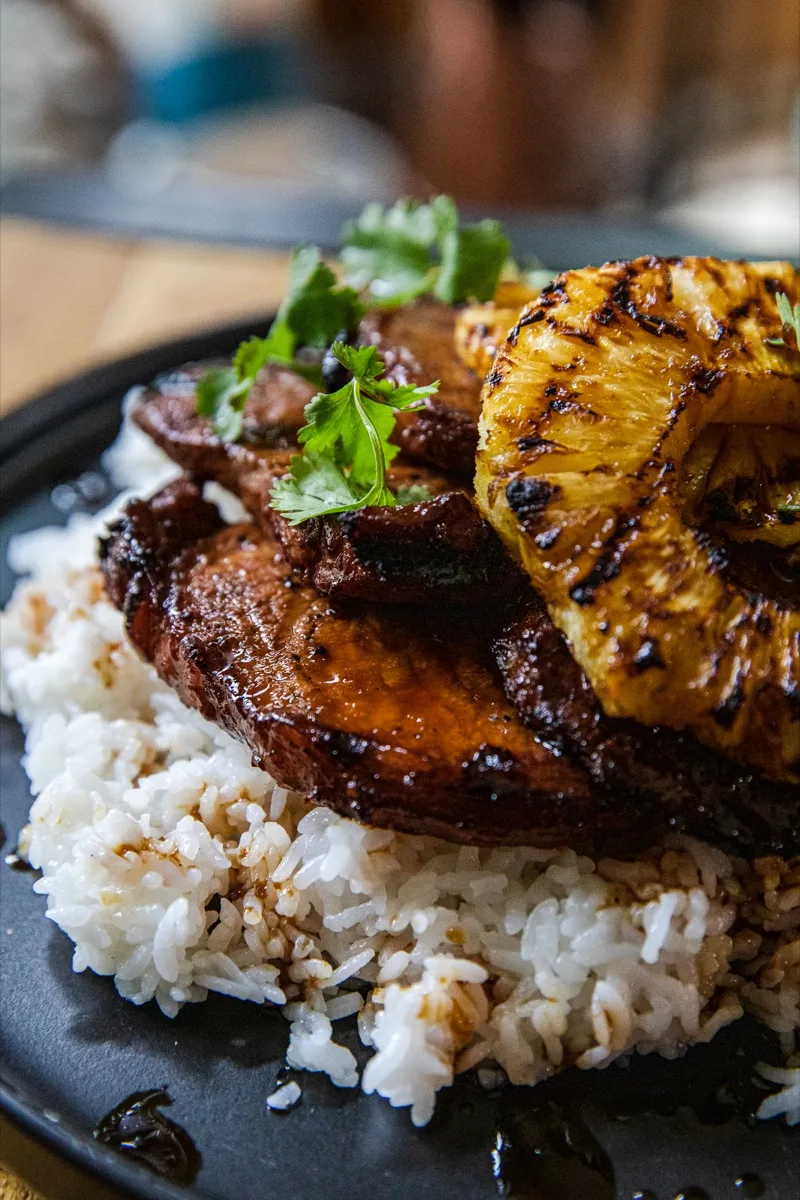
(1, 412, 798, 1128)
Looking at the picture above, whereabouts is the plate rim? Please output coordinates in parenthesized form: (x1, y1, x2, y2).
(0, 315, 280, 1198)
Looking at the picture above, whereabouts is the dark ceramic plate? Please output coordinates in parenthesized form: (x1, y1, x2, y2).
(1, 318, 798, 1200)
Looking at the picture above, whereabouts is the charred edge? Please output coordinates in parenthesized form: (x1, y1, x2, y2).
(591, 304, 618, 327)
(712, 687, 744, 729)
(505, 477, 560, 528)
(632, 638, 666, 672)
(546, 316, 596, 345)
(538, 279, 569, 309)
(763, 277, 783, 296)
(755, 613, 772, 635)
(688, 365, 725, 395)
(693, 529, 729, 573)
(517, 435, 560, 452)
(569, 515, 639, 606)
(508, 307, 547, 347)
(463, 744, 522, 798)
(486, 366, 505, 389)
(609, 279, 687, 340)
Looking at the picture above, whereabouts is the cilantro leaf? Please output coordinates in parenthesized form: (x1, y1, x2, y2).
(270, 453, 362, 524)
(281, 246, 364, 350)
(195, 366, 248, 441)
(197, 246, 364, 439)
(341, 196, 511, 307)
(766, 291, 800, 350)
(271, 341, 440, 524)
(394, 482, 432, 505)
(435, 219, 511, 305)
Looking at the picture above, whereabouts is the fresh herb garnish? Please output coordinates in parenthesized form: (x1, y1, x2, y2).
(197, 247, 364, 439)
(766, 291, 800, 350)
(341, 196, 510, 307)
(270, 343, 439, 524)
(394, 482, 433, 505)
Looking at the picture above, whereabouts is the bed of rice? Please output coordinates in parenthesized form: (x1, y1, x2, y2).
(1, 412, 798, 1128)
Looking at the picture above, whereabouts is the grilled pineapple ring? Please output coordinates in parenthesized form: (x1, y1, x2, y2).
(476, 256, 800, 783)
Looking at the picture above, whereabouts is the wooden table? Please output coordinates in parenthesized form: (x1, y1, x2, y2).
(0, 218, 293, 414)
(0, 217, 296, 1199)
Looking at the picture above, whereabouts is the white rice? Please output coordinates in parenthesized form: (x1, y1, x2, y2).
(1, 414, 798, 1127)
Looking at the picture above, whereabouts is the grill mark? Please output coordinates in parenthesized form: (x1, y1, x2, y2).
(609, 279, 687, 340)
(505, 477, 560, 527)
(546, 316, 597, 345)
(632, 638, 666, 672)
(569, 515, 640, 606)
(516, 435, 563, 452)
(712, 686, 745, 729)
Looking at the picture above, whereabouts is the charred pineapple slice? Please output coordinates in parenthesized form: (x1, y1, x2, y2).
(455, 281, 539, 377)
(476, 256, 800, 782)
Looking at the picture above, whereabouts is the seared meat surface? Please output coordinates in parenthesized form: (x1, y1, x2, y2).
(134, 367, 510, 603)
(360, 300, 482, 474)
(497, 603, 800, 854)
(96, 480, 684, 850)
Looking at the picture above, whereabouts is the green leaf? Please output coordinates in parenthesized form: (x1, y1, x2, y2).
(270, 453, 363, 525)
(281, 246, 364, 350)
(341, 195, 513, 307)
(394, 482, 432, 505)
(767, 292, 800, 349)
(196, 245, 365, 440)
(341, 197, 444, 306)
(195, 367, 248, 440)
(341, 231, 432, 305)
(434, 219, 511, 304)
(329, 342, 386, 383)
(270, 339, 439, 524)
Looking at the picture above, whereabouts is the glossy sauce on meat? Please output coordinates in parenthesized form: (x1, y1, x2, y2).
(98, 480, 658, 850)
(496, 603, 800, 854)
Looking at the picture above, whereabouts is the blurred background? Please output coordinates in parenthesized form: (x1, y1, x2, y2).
(1, 0, 798, 256)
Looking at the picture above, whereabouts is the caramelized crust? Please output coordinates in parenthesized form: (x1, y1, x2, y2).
(497, 603, 800, 855)
(94, 480, 673, 850)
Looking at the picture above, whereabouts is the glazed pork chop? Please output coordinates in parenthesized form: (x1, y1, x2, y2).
(496, 603, 800, 855)
(133, 367, 510, 603)
(98, 478, 661, 849)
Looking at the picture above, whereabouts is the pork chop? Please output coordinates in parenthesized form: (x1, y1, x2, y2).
(98, 479, 668, 850)
(496, 603, 800, 855)
(133, 368, 510, 603)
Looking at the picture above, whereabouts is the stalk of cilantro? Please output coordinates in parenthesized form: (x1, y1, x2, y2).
(196, 246, 364, 441)
(766, 292, 800, 351)
(270, 343, 439, 525)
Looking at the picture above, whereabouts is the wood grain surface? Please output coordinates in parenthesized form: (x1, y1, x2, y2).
(0, 218, 296, 1200)
(0, 218, 292, 414)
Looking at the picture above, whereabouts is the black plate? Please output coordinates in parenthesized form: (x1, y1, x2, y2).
(1, 319, 798, 1200)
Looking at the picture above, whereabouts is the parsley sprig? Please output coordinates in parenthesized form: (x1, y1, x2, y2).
(197, 247, 364, 440)
(270, 343, 439, 524)
(341, 196, 510, 307)
(767, 291, 800, 350)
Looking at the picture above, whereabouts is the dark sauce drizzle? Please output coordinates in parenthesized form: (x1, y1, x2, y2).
(93, 1089, 200, 1185)
(735, 1176, 766, 1198)
(492, 1095, 614, 1199)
